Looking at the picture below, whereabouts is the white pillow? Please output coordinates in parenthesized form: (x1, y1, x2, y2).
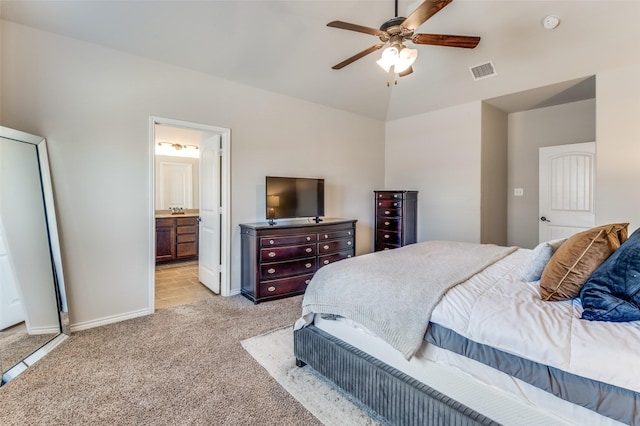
(521, 238, 567, 282)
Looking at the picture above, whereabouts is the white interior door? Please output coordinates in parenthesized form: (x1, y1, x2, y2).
(539, 142, 596, 242)
(199, 134, 221, 293)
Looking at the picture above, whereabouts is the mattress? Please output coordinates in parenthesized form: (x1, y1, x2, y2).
(314, 315, 622, 426)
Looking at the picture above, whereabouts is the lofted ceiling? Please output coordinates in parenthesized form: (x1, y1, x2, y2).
(1, 1, 639, 121)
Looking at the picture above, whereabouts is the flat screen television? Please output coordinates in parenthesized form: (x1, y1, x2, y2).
(265, 176, 325, 224)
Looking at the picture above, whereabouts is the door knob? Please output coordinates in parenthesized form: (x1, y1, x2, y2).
(540, 216, 551, 222)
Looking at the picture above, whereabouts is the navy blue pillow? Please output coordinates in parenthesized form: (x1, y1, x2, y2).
(580, 227, 640, 322)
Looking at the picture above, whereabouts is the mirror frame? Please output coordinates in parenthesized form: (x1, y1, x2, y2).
(0, 126, 69, 384)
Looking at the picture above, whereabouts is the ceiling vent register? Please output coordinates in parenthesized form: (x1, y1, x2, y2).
(470, 61, 497, 81)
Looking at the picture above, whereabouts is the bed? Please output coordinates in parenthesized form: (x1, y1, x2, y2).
(293, 223, 640, 425)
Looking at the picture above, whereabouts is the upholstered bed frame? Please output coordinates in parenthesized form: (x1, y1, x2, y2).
(294, 325, 499, 426)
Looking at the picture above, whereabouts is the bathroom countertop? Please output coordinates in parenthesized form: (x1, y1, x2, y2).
(155, 212, 200, 219)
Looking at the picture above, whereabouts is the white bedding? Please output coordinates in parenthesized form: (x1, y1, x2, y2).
(430, 248, 640, 394)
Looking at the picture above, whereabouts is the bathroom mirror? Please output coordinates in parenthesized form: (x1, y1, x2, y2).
(0, 126, 68, 385)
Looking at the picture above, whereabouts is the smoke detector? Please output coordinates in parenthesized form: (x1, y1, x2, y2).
(542, 15, 560, 30)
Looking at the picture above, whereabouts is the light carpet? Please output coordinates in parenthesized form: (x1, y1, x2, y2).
(241, 326, 384, 426)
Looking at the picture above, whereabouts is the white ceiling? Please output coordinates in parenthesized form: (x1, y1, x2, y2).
(1, 1, 639, 121)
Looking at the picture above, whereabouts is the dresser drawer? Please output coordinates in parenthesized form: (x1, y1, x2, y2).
(318, 228, 355, 240)
(318, 238, 354, 254)
(260, 257, 316, 279)
(376, 230, 401, 245)
(156, 218, 174, 228)
(376, 217, 401, 231)
(318, 250, 354, 268)
(177, 242, 197, 257)
(260, 244, 316, 261)
(177, 233, 196, 243)
(260, 234, 316, 247)
(177, 225, 197, 234)
(177, 217, 198, 226)
(260, 273, 314, 297)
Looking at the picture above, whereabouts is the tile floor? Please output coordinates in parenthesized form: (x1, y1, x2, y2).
(155, 260, 215, 309)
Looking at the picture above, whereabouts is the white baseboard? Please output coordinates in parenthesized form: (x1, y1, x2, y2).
(69, 307, 151, 333)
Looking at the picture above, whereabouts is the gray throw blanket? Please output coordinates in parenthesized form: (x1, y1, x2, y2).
(297, 240, 517, 359)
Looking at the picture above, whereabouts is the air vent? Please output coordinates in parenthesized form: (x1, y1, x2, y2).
(470, 61, 497, 81)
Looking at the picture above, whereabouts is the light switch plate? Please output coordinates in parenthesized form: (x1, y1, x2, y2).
(514, 188, 524, 196)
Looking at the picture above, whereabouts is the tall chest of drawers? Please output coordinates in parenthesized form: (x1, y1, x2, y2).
(240, 219, 357, 303)
(374, 190, 418, 251)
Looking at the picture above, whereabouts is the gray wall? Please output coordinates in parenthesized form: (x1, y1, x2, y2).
(507, 99, 596, 248)
(1, 21, 385, 330)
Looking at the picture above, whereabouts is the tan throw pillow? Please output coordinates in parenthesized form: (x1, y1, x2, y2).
(539, 223, 629, 301)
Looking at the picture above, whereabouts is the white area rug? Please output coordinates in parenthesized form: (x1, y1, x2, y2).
(241, 326, 384, 426)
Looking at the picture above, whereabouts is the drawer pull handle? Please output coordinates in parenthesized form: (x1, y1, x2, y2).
(384, 234, 390, 239)
(269, 240, 275, 245)
(384, 248, 390, 251)
(323, 245, 330, 250)
(305, 263, 312, 268)
(385, 210, 390, 215)
(384, 221, 390, 226)
(393, 202, 398, 206)
(347, 241, 352, 246)
(305, 248, 312, 253)
(323, 260, 330, 265)
(268, 252, 276, 258)
(347, 254, 352, 258)
(306, 236, 311, 241)
(324, 234, 329, 239)
(378, 202, 382, 205)
(267, 268, 276, 274)
(348, 231, 352, 235)
(267, 286, 276, 292)
(305, 279, 311, 285)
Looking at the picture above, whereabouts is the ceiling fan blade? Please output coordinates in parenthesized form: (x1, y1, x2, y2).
(331, 44, 385, 70)
(327, 21, 384, 37)
(402, 0, 453, 31)
(412, 33, 480, 48)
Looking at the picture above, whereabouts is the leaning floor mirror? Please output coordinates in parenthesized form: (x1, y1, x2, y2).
(0, 126, 68, 385)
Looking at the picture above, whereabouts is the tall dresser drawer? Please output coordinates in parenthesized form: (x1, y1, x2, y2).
(260, 244, 316, 261)
(377, 200, 403, 209)
(378, 207, 402, 217)
(376, 230, 401, 245)
(260, 257, 316, 279)
(376, 217, 401, 231)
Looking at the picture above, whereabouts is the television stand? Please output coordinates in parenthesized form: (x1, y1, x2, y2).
(239, 218, 357, 303)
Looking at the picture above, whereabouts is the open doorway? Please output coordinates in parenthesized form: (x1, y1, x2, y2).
(149, 117, 230, 311)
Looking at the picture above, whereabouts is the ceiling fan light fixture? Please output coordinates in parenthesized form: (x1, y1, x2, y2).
(395, 47, 418, 73)
(376, 46, 399, 72)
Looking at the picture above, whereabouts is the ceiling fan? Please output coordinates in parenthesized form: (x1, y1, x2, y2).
(327, 0, 480, 78)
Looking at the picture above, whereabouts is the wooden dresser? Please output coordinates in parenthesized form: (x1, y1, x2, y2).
(240, 218, 357, 303)
(374, 190, 418, 251)
(155, 215, 199, 263)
